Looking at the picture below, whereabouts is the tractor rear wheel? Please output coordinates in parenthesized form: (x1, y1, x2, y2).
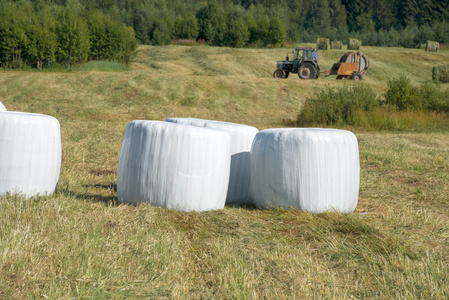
(352, 72, 363, 81)
(298, 63, 317, 79)
(273, 69, 286, 78)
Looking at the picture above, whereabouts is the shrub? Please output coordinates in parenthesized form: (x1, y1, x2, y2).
(418, 82, 449, 113)
(297, 84, 379, 126)
(384, 75, 449, 113)
(383, 74, 422, 111)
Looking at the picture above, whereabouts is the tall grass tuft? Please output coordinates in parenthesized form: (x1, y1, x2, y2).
(73, 61, 130, 72)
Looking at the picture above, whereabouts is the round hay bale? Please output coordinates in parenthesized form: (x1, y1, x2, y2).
(426, 41, 439, 52)
(348, 38, 361, 50)
(433, 65, 449, 83)
(165, 117, 259, 204)
(0, 102, 6, 111)
(0, 112, 61, 197)
(330, 41, 343, 50)
(317, 38, 330, 50)
(117, 121, 231, 212)
(250, 128, 359, 213)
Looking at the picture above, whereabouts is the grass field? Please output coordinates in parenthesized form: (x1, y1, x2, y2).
(0, 45, 448, 298)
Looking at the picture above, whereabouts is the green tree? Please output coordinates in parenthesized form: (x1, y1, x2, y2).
(25, 6, 58, 69)
(86, 10, 137, 63)
(55, 5, 90, 67)
(0, 1, 30, 68)
(267, 17, 286, 47)
(329, 0, 347, 29)
(225, 17, 250, 47)
(173, 15, 199, 40)
(196, 1, 226, 45)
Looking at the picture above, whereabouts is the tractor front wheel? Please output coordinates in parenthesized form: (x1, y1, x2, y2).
(273, 69, 286, 78)
(298, 63, 317, 79)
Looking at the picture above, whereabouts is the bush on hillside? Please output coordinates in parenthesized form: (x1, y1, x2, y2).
(297, 85, 379, 126)
(383, 75, 449, 113)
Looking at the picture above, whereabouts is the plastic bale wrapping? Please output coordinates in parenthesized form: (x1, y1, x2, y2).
(117, 121, 231, 212)
(166, 117, 259, 204)
(348, 38, 361, 50)
(250, 128, 360, 213)
(433, 65, 449, 83)
(0, 112, 61, 197)
(0, 102, 6, 111)
(426, 40, 439, 52)
(317, 38, 330, 50)
(331, 41, 343, 50)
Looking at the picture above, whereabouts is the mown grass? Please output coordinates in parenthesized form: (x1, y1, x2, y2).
(0, 45, 448, 298)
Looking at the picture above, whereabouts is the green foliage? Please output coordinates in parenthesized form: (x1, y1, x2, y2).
(0, 1, 30, 68)
(297, 85, 379, 126)
(86, 10, 137, 64)
(0, 0, 137, 69)
(384, 75, 449, 113)
(173, 15, 199, 40)
(226, 18, 250, 48)
(267, 17, 286, 47)
(55, 6, 90, 67)
(384, 74, 422, 111)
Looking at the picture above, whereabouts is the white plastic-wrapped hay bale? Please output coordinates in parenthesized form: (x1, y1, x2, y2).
(0, 112, 61, 197)
(165, 117, 259, 204)
(117, 121, 231, 212)
(250, 128, 359, 213)
(0, 102, 6, 111)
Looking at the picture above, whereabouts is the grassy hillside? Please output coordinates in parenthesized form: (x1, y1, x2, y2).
(0, 45, 448, 298)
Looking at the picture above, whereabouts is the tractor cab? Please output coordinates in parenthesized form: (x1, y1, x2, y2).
(274, 47, 320, 79)
(295, 47, 319, 63)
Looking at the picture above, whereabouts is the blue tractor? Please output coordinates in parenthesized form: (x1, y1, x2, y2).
(273, 47, 321, 79)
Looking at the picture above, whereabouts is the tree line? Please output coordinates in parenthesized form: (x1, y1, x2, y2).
(64, 0, 448, 47)
(0, 0, 137, 69)
(1, 0, 448, 69)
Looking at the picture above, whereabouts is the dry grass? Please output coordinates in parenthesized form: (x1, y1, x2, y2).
(0, 45, 448, 298)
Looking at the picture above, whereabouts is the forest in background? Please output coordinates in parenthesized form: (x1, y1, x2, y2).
(1, 0, 448, 69)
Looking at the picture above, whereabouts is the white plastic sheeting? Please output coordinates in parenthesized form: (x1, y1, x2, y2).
(250, 128, 359, 213)
(117, 121, 231, 212)
(0, 102, 6, 111)
(0, 112, 61, 197)
(165, 118, 258, 204)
